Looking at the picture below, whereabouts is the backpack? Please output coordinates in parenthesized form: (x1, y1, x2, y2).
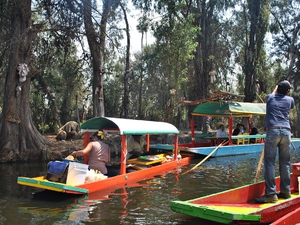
(46, 161, 69, 183)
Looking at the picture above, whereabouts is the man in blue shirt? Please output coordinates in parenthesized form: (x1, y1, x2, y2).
(255, 80, 294, 203)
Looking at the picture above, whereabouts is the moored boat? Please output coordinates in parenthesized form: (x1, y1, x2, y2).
(17, 117, 192, 195)
(170, 163, 300, 225)
(151, 92, 300, 157)
(269, 206, 300, 225)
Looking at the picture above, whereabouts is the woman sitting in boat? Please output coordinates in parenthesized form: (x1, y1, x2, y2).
(71, 131, 118, 177)
(127, 135, 146, 159)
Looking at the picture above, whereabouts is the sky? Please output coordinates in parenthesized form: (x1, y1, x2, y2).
(123, 9, 155, 53)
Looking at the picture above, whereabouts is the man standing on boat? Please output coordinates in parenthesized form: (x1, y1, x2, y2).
(255, 80, 294, 203)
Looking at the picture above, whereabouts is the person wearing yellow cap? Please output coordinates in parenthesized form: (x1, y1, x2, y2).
(71, 130, 109, 175)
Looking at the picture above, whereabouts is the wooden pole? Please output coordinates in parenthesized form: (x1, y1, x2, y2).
(254, 146, 264, 183)
(181, 140, 228, 175)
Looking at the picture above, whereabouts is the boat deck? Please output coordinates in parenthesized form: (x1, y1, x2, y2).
(170, 173, 300, 224)
(196, 192, 299, 214)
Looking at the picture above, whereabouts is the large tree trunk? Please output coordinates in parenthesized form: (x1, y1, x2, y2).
(243, 0, 262, 102)
(83, 0, 118, 117)
(0, 0, 52, 162)
(191, 1, 213, 130)
(120, 3, 130, 118)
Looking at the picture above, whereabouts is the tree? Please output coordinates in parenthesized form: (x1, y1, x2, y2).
(0, 0, 52, 162)
(270, 0, 300, 136)
(242, 0, 270, 102)
(120, 2, 131, 118)
(83, 0, 119, 117)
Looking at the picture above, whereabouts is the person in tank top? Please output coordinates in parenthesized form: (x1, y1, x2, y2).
(71, 130, 109, 175)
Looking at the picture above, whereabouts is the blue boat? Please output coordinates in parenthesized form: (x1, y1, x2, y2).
(151, 139, 300, 157)
(151, 94, 300, 157)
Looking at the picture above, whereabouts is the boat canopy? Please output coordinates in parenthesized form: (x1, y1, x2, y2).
(192, 101, 266, 117)
(80, 117, 179, 135)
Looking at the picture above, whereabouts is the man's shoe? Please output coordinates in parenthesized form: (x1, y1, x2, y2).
(277, 192, 291, 199)
(255, 194, 278, 203)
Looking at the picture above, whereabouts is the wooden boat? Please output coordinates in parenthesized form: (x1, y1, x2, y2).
(151, 92, 300, 157)
(269, 206, 300, 225)
(170, 163, 300, 225)
(152, 138, 300, 157)
(18, 117, 192, 195)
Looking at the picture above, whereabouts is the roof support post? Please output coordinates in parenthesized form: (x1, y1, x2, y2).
(146, 134, 150, 152)
(228, 117, 233, 145)
(83, 132, 90, 164)
(173, 134, 179, 160)
(120, 135, 127, 174)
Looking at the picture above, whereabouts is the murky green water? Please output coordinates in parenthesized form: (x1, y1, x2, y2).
(1, 146, 300, 225)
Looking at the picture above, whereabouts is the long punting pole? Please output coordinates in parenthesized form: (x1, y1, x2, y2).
(120, 135, 127, 174)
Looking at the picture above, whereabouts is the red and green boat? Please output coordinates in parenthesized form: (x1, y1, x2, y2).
(270, 206, 300, 225)
(170, 163, 300, 225)
(18, 117, 192, 195)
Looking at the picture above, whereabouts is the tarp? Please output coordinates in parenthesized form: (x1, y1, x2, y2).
(192, 102, 266, 117)
(80, 117, 179, 135)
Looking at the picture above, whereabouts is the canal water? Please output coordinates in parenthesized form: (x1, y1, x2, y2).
(1, 147, 300, 225)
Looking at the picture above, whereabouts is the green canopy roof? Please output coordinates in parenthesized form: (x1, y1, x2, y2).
(192, 102, 266, 117)
(80, 117, 179, 135)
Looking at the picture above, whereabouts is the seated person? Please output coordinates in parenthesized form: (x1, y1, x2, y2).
(71, 131, 118, 177)
(216, 124, 228, 144)
(233, 123, 245, 135)
(127, 135, 146, 159)
(216, 124, 228, 138)
(232, 124, 245, 144)
(249, 124, 259, 143)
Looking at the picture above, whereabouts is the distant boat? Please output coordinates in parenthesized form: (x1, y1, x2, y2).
(170, 163, 300, 224)
(151, 91, 300, 157)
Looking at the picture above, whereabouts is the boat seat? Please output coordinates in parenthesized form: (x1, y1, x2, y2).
(237, 138, 244, 145)
(237, 133, 249, 145)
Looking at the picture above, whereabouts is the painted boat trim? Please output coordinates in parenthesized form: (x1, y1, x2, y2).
(17, 176, 89, 194)
(152, 139, 300, 157)
(170, 174, 300, 224)
(17, 156, 191, 194)
(270, 206, 300, 225)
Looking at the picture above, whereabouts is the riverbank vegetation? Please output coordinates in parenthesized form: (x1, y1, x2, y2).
(0, 0, 299, 162)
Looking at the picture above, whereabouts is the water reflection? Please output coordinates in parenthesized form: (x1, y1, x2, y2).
(1, 145, 299, 225)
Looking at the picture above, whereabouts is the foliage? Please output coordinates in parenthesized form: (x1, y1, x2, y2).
(0, 0, 299, 139)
